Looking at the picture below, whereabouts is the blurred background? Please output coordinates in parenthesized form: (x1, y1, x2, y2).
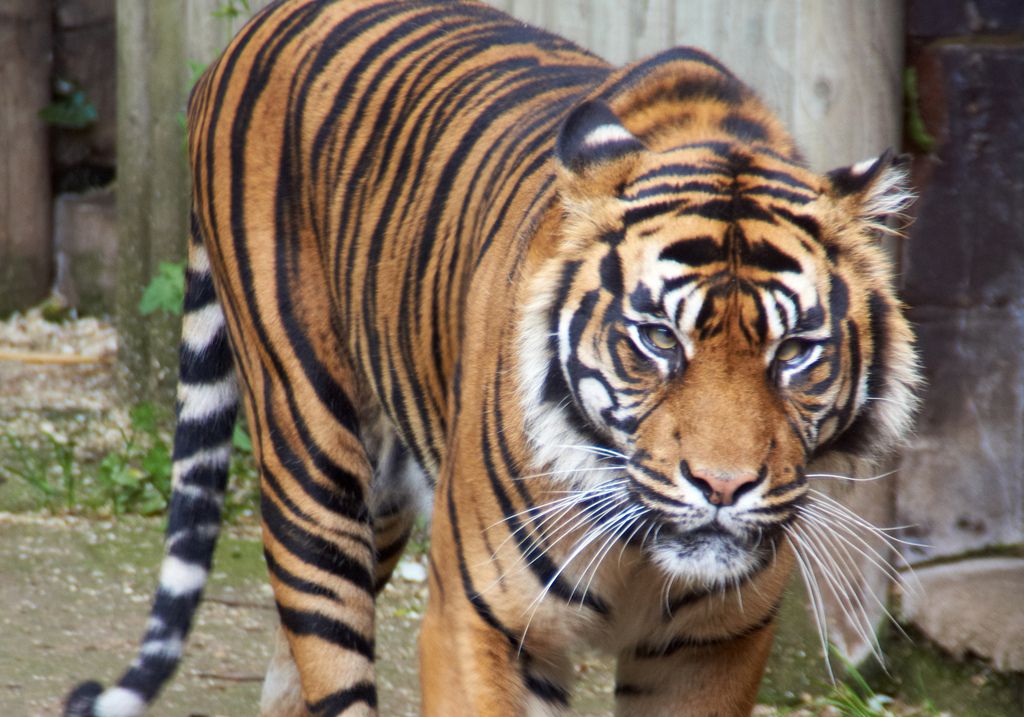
(0, 1, 1021, 715)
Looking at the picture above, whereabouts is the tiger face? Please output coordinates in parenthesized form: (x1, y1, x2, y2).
(518, 99, 918, 588)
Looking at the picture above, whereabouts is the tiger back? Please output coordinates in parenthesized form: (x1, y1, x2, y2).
(64, 1, 919, 716)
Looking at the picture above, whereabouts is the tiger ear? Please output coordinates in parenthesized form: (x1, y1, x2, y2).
(826, 149, 914, 236)
(556, 100, 645, 199)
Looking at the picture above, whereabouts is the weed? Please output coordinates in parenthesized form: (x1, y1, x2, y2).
(93, 403, 174, 516)
(139, 261, 186, 317)
(0, 429, 79, 512)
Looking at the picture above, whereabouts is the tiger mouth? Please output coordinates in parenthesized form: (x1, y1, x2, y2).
(653, 519, 781, 563)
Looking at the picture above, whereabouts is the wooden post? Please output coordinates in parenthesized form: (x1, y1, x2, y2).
(0, 0, 53, 313)
(114, 0, 273, 402)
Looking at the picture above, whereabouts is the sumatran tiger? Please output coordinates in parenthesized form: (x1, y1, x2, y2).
(64, 0, 920, 715)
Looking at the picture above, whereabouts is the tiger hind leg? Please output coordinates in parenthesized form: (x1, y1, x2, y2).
(259, 429, 430, 717)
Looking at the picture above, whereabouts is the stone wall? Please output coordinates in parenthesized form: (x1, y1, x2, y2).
(898, 3, 1024, 560)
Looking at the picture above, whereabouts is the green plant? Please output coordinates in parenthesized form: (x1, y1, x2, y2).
(139, 261, 186, 316)
(903, 67, 936, 154)
(212, 0, 251, 20)
(39, 79, 97, 129)
(0, 429, 79, 511)
(95, 403, 174, 516)
(821, 649, 914, 717)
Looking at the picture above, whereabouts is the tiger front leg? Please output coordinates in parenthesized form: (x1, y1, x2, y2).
(420, 486, 575, 717)
(613, 622, 777, 717)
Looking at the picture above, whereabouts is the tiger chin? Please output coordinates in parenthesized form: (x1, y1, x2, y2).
(63, 1, 920, 717)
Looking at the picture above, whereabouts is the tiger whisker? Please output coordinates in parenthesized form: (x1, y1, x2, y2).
(800, 502, 923, 598)
(783, 524, 835, 682)
(552, 444, 629, 460)
(805, 470, 896, 483)
(797, 511, 913, 644)
(808, 489, 930, 547)
(799, 505, 908, 586)
(482, 484, 626, 571)
(616, 511, 652, 568)
(511, 464, 627, 482)
(572, 507, 647, 609)
(487, 479, 627, 531)
(790, 521, 885, 667)
(476, 490, 624, 597)
(517, 493, 632, 650)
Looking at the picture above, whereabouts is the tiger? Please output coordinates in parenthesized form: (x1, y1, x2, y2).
(63, 0, 920, 715)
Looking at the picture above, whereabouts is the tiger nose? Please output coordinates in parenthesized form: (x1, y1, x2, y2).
(685, 466, 761, 507)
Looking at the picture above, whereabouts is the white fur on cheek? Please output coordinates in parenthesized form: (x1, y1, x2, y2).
(577, 376, 611, 415)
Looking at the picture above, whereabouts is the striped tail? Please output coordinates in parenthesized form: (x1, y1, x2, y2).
(65, 227, 239, 717)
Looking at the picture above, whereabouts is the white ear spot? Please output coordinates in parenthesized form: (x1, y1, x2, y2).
(850, 157, 879, 176)
(583, 123, 638, 148)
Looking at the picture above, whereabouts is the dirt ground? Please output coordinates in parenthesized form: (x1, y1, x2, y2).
(0, 512, 623, 717)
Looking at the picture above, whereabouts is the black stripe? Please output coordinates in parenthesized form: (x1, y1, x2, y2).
(744, 185, 816, 205)
(660, 236, 722, 266)
(172, 406, 236, 461)
(600, 247, 624, 295)
(678, 195, 777, 224)
(773, 205, 822, 242)
(744, 241, 802, 274)
(265, 549, 343, 603)
(182, 270, 217, 312)
(633, 599, 781, 659)
(307, 682, 377, 717)
(278, 606, 374, 661)
(524, 673, 570, 705)
(261, 492, 374, 595)
(721, 113, 769, 142)
(178, 328, 233, 385)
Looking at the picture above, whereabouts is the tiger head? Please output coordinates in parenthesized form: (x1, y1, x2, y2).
(517, 70, 919, 588)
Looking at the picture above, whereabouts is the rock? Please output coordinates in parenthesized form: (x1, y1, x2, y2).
(901, 557, 1024, 672)
(52, 188, 118, 314)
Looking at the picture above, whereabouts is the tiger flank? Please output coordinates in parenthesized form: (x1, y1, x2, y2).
(64, 1, 920, 716)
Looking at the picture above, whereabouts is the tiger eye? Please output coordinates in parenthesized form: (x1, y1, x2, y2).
(776, 338, 808, 363)
(642, 324, 679, 351)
